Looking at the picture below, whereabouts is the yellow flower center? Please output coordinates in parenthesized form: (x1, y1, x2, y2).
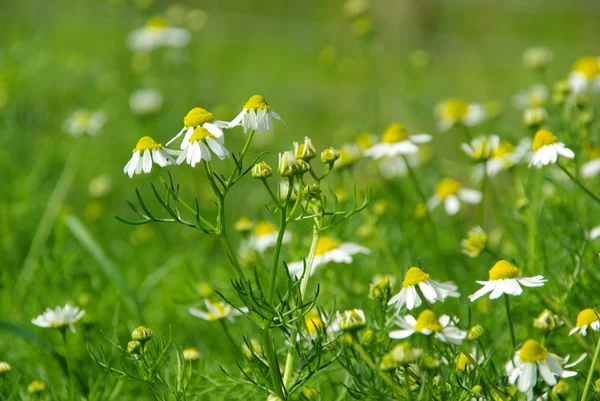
(254, 221, 277, 236)
(435, 178, 462, 199)
(402, 267, 430, 287)
(305, 315, 324, 336)
(573, 56, 600, 80)
(488, 260, 519, 280)
(356, 132, 375, 150)
(493, 140, 514, 158)
(315, 236, 340, 255)
(381, 123, 410, 143)
(457, 353, 471, 371)
(74, 111, 92, 127)
(442, 99, 469, 120)
(133, 136, 162, 152)
(145, 16, 167, 29)
(244, 95, 271, 110)
(576, 308, 599, 327)
(183, 108, 214, 128)
(189, 127, 215, 143)
(206, 302, 227, 320)
(532, 129, 559, 152)
(464, 229, 487, 256)
(519, 339, 547, 363)
(414, 310, 443, 333)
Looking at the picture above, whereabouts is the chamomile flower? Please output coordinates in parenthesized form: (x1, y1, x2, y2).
(461, 135, 499, 162)
(481, 138, 532, 178)
(167, 107, 228, 150)
(247, 220, 291, 252)
(523, 47, 552, 70)
(513, 84, 549, 109)
(468, 260, 546, 301)
(31, 304, 85, 333)
(505, 339, 563, 392)
(529, 129, 574, 168)
(427, 178, 482, 216)
(228, 95, 284, 133)
(377, 153, 421, 179)
(435, 99, 486, 131)
(287, 237, 370, 277)
(461, 226, 487, 257)
(334, 144, 361, 169)
(364, 123, 432, 159)
(127, 17, 191, 51)
(188, 299, 246, 322)
(129, 88, 163, 116)
(176, 127, 229, 167)
(580, 158, 600, 178)
(388, 267, 459, 310)
(123, 136, 178, 178)
(568, 308, 600, 336)
(63, 109, 106, 137)
(567, 56, 600, 94)
(389, 309, 466, 345)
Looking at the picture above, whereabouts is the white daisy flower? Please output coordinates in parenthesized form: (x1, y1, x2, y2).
(247, 220, 291, 253)
(334, 143, 361, 170)
(389, 309, 466, 345)
(31, 304, 85, 333)
(364, 123, 432, 159)
(568, 308, 600, 336)
(228, 95, 284, 134)
(567, 56, 600, 94)
(461, 135, 499, 162)
(388, 266, 459, 310)
(176, 127, 229, 167)
(435, 98, 486, 131)
(483, 138, 532, 178)
(522, 47, 552, 70)
(377, 153, 421, 179)
(287, 236, 370, 278)
(529, 129, 574, 168)
(189, 299, 247, 322)
(123, 136, 178, 178)
(129, 88, 163, 116)
(63, 109, 106, 137)
(427, 178, 482, 216)
(127, 17, 191, 51)
(167, 107, 229, 150)
(513, 84, 549, 109)
(580, 158, 600, 179)
(505, 339, 563, 393)
(468, 260, 546, 302)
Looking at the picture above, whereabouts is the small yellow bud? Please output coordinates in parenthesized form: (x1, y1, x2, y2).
(127, 340, 142, 355)
(132, 326, 153, 342)
(390, 342, 422, 365)
(28, 380, 47, 394)
(422, 356, 440, 369)
(252, 161, 273, 178)
(533, 309, 563, 332)
(183, 347, 201, 361)
(195, 282, 213, 298)
(301, 387, 320, 401)
(379, 353, 398, 372)
(413, 203, 428, 219)
(321, 147, 340, 164)
(336, 309, 367, 332)
(551, 381, 569, 397)
(234, 216, 254, 234)
(296, 159, 311, 175)
(471, 384, 483, 393)
(461, 226, 487, 258)
(467, 325, 484, 341)
(373, 199, 388, 215)
(0, 361, 11, 375)
(361, 329, 376, 345)
(369, 274, 395, 301)
(294, 137, 317, 161)
(278, 151, 299, 177)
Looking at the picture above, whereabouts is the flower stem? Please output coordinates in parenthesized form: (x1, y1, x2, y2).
(60, 329, 76, 401)
(557, 161, 600, 205)
(504, 295, 516, 349)
(351, 334, 404, 396)
(478, 162, 487, 226)
(581, 333, 600, 401)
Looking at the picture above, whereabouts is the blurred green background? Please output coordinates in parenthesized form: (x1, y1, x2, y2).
(1, 0, 599, 397)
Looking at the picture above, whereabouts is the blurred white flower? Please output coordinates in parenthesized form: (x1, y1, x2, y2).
(248, 220, 291, 252)
(88, 174, 112, 198)
(427, 178, 482, 216)
(522, 47, 552, 70)
(377, 153, 420, 179)
(580, 158, 600, 178)
(130, 88, 163, 116)
(364, 123, 431, 159)
(513, 84, 549, 109)
(189, 300, 246, 322)
(435, 99, 486, 131)
(124, 136, 178, 178)
(389, 309, 466, 345)
(32, 304, 85, 333)
(127, 17, 191, 51)
(461, 135, 499, 162)
(63, 109, 106, 137)
(228, 95, 284, 134)
(529, 129, 574, 168)
(567, 56, 600, 94)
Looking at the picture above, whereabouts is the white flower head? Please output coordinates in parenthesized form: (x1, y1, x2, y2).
(513, 84, 549, 109)
(469, 260, 546, 302)
(364, 123, 432, 159)
(63, 109, 106, 137)
(389, 309, 466, 345)
(32, 304, 85, 333)
(388, 267, 459, 310)
(435, 99, 486, 131)
(529, 129, 574, 168)
(123, 136, 178, 178)
(427, 178, 482, 216)
(480, 138, 532, 178)
(461, 135, 499, 162)
(228, 95, 284, 134)
(506, 339, 563, 393)
(188, 299, 247, 322)
(287, 236, 370, 278)
(247, 220, 291, 253)
(377, 153, 421, 180)
(167, 107, 229, 150)
(127, 17, 191, 51)
(569, 308, 600, 336)
(580, 158, 600, 179)
(522, 47, 552, 70)
(334, 143, 361, 169)
(129, 88, 163, 116)
(176, 127, 229, 167)
(567, 56, 600, 94)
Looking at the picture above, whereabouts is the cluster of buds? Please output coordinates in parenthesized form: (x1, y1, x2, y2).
(532, 309, 563, 333)
(368, 274, 395, 301)
(128, 325, 153, 356)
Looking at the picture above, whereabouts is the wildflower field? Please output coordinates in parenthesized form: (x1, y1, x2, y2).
(4, 0, 600, 400)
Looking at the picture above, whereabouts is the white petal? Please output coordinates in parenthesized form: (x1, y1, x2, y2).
(444, 195, 461, 215)
(458, 189, 482, 204)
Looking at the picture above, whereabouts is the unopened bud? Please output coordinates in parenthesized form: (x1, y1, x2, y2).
(336, 309, 367, 332)
(533, 309, 563, 332)
(267, 395, 282, 401)
(551, 381, 569, 397)
(132, 326, 153, 342)
(369, 274, 394, 301)
(390, 342, 422, 365)
(361, 329, 376, 345)
(379, 353, 398, 372)
(467, 325, 484, 341)
(0, 361, 11, 376)
(127, 340, 142, 355)
(422, 356, 439, 369)
(278, 151, 299, 177)
(523, 107, 547, 128)
(294, 137, 317, 161)
(321, 147, 340, 164)
(296, 159, 311, 175)
(183, 347, 201, 361)
(28, 380, 47, 394)
(252, 161, 273, 178)
(302, 387, 320, 401)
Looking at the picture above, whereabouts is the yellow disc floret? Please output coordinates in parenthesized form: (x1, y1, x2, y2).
(254, 221, 277, 236)
(381, 123, 410, 144)
(519, 339, 547, 363)
(356, 132, 375, 150)
(414, 310, 443, 333)
(457, 353, 471, 371)
(435, 178, 462, 199)
(189, 127, 215, 143)
(315, 236, 340, 256)
(305, 315, 324, 336)
(402, 267, 430, 287)
(573, 56, 600, 80)
(442, 99, 469, 121)
(145, 16, 167, 29)
(244, 95, 271, 110)
(183, 107, 214, 128)
(532, 129, 559, 152)
(133, 136, 162, 152)
(206, 301, 227, 321)
(493, 140, 514, 158)
(488, 260, 519, 280)
(576, 309, 599, 327)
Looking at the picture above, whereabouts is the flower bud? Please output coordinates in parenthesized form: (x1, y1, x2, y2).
(360, 329, 376, 345)
(296, 159, 311, 175)
(523, 107, 547, 128)
(132, 326, 153, 342)
(422, 356, 440, 369)
(390, 342, 422, 365)
(267, 395, 282, 401)
(234, 216, 254, 234)
(294, 137, 317, 161)
(369, 274, 394, 301)
(304, 183, 321, 198)
(467, 325, 484, 341)
(336, 309, 366, 332)
(471, 385, 483, 393)
(373, 199, 388, 216)
(461, 227, 487, 258)
(522, 47, 552, 70)
(321, 147, 340, 164)
(252, 161, 273, 178)
(183, 347, 201, 361)
(532, 309, 563, 333)
(28, 380, 47, 394)
(0, 361, 11, 376)
(379, 353, 398, 372)
(127, 340, 142, 355)
(278, 151, 299, 177)
(302, 387, 320, 401)
(595, 378, 600, 392)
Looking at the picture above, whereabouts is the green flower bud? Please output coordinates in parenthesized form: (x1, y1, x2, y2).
(0, 361, 11, 376)
(321, 147, 340, 164)
(369, 274, 395, 301)
(467, 325, 484, 341)
(390, 342, 422, 365)
(461, 226, 487, 258)
(533, 309, 563, 333)
(251, 161, 273, 178)
(296, 159, 311, 175)
(551, 381, 569, 397)
(360, 329, 376, 345)
(132, 326, 153, 342)
(301, 387, 320, 401)
(28, 380, 47, 394)
(267, 395, 282, 401)
(278, 151, 299, 177)
(234, 216, 254, 234)
(127, 340, 142, 355)
(183, 347, 201, 361)
(523, 107, 547, 128)
(294, 137, 317, 161)
(422, 356, 439, 369)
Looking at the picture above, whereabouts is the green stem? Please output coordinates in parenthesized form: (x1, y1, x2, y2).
(239, 130, 255, 159)
(404, 366, 412, 401)
(219, 320, 240, 356)
(352, 335, 404, 396)
(581, 333, 600, 401)
(504, 295, 516, 349)
(478, 162, 487, 226)
(557, 161, 600, 205)
(61, 329, 76, 401)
